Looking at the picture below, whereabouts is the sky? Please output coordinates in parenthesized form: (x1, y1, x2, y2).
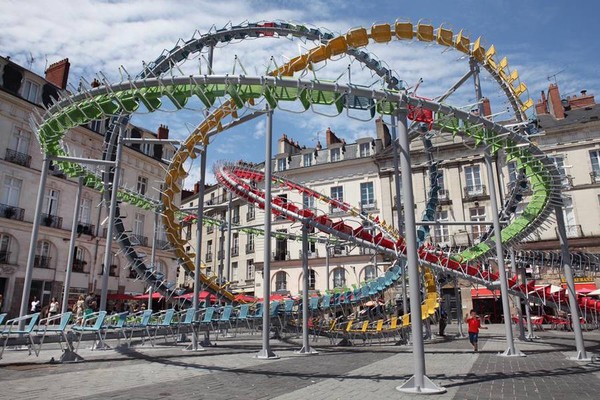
(2, 0, 599, 188)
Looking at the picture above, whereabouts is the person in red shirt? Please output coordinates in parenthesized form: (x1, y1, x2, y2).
(465, 309, 487, 352)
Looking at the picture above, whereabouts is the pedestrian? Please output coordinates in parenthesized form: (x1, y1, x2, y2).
(438, 308, 448, 336)
(465, 309, 487, 352)
(0, 293, 4, 312)
(30, 296, 41, 313)
(49, 297, 59, 317)
(75, 295, 85, 323)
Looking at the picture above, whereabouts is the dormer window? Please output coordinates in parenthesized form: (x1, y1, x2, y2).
(359, 142, 370, 157)
(22, 80, 40, 103)
(330, 148, 341, 162)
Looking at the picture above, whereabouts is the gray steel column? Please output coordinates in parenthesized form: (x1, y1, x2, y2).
(62, 176, 84, 313)
(325, 244, 330, 292)
(224, 191, 233, 283)
(510, 249, 527, 341)
(99, 131, 124, 312)
(390, 113, 408, 316)
(520, 267, 535, 339)
(484, 153, 523, 356)
(396, 110, 445, 394)
(257, 106, 278, 359)
(296, 223, 317, 355)
(188, 145, 207, 351)
(148, 207, 159, 311)
(454, 277, 466, 338)
(19, 156, 51, 322)
(555, 206, 589, 360)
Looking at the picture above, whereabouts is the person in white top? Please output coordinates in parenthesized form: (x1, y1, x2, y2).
(49, 297, 59, 316)
(30, 296, 40, 313)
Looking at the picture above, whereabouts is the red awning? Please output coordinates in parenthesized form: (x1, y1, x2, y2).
(173, 291, 216, 302)
(471, 288, 500, 299)
(133, 292, 163, 300)
(107, 293, 136, 301)
(562, 283, 598, 294)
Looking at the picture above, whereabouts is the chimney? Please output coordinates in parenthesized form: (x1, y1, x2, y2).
(157, 124, 169, 139)
(547, 83, 565, 119)
(194, 181, 200, 194)
(44, 58, 70, 89)
(535, 90, 548, 115)
(568, 89, 596, 109)
(481, 97, 492, 118)
(375, 118, 391, 147)
(91, 78, 101, 88)
(325, 127, 342, 146)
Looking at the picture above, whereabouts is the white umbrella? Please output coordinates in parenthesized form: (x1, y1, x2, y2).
(587, 288, 600, 296)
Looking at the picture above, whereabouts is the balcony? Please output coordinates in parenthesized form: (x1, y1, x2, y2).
(72, 259, 87, 273)
(591, 170, 600, 184)
(217, 250, 224, 260)
(77, 222, 95, 236)
(156, 239, 174, 251)
(272, 251, 291, 261)
(231, 246, 239, 257)
(5, 148, 31, 168)
(205, 194, 228, 206)
(0, 203, 25, 221)
(246, 243, 255, 254)
(329, 204, 346, 216)
(34, 255, 52, 269)
(232, 215, 240, 224)
(463, 185, 488, 201)
(129, 234, 149, 247)
(299, 249, 319, 259)
(360, 200, 378, 212)
(205, 252, 213, 262)
(41, 213, 63, 229)
(555, 224, 584, 239)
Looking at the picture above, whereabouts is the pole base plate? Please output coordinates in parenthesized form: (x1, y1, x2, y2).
(396, 375, 446, 394)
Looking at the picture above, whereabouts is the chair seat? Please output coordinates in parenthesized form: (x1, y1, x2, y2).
(2, 329, 32, 335)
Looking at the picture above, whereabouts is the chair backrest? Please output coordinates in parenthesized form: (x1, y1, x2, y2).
(139, 309, 153, 326)
(284, 299, 295, 313)
(161, 309, 175, 326)
(113, 312, 129, 328)
(220, 306, 233, 321)
(57, 312, 73, 330)
(24, 313, 41, 333)
(390, 316, 398, 329)
(237, 304, 249, 319)
(0, 313, 7, 326)
(360, 321, 369, 332)
(309, 297, 319, 311)
(201, 307, 215, 323)
(182, 308, 196, 324)
(91, 311, 107, 330)
(320, 295, 331, 308)
(253, 303, 263, 318)
(269, 301, 280, 317)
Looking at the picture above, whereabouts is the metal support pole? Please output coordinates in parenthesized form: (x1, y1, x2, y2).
(296, 223, 318, 355)
(99, 130, 124, 312)
(62, 176, 84, 313)
(148, 207, 159, 311)
(555, 206, 590, 361)
(224, 191, 233, 283)
(396, 110, 445, 394)
(20, 156, 51, 323)
(520, 267, 535, 339)
(256, 106, 278, 359)
(510, 249, 527, 341)
(187, 145, 207, 351)
(454, 277, 466, 338)
(325, 244, 330, 292)
(484, 153, 524, 357)
(390, 113, 408, 317)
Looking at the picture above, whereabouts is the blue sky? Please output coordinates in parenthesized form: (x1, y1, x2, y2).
(2, 0, 598, 187)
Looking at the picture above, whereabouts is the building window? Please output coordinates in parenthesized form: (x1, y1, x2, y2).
(35, 241, 52, 269)
(10, 128, 31, 155)
(246, 234, 255, 253)
(73, 246, 88, 273)
(89, 120, 103, 133)
(2, 176, 22, 207)
(43, 188, 60, 215)
(0, 233, 12, 264)
(302, 193, 314, 210)
(333, 268, 346, 288)
(330, 147, 341, 162)
(303, 153, 312, 167)
(134, 213, 145, 236)
(232, 261, 238, 282)
(363, 265, 376, 281)
(232, 233, 239, 256)
(590, 150, 600, 183)
(550, 155, 570, 186)
(469, 207, 486, 241)
(331, 186, 343, 202)
(137, 176, 148, 195)
(562, 196, 578, 238)
(22, 80, 40, 103)
(306, 269, 316, 290)
(233, 205, 240, 224)
(275, 271, 287, 291)
(359, 142, 370, 157)
(464, 165, 483, 195)
(79, 198, 92, 224)
(207, 240, 213, 259)
(246, 259, 255, 280)
(434, 210, 450, 244)
(247, 204, 255, 221)
(360, 182, 375, 209)
(277, 158, 287, 171)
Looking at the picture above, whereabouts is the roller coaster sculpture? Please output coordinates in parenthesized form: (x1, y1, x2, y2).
(27, 20, 597, 361)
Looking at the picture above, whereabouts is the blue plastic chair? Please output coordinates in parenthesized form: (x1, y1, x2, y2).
(214, 305, 234, 339)
(71, 311, 107, 352)
(1, 313, 40, 359)
(35, 311, 73, 353)
(148, 309, 176, 345)
(176, 308, 198, 341)
(234, 304, 252, 334)
(124, 309, 153, 346)
(100, 311, 129, 347)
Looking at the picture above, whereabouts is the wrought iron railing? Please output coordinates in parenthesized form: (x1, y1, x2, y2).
(299, 249, 319, 259)
(34, 255, 52, 269)
(205, 252, 213, 262)
(246, 211, 255, 221)
(41, 213, 62, 229)
(0, 251, 11, 264)
(0, 203, 25, 221)
(360, 200, 377, 211)
(246, 243, 255, 254)
(77, 222, 95, 235)
(463, 185, 486, 198)
(231, 246, 239, 257)
(272, 250, 291, 261)
(591, 170, 600, 184)
(5, 148, 31, 168)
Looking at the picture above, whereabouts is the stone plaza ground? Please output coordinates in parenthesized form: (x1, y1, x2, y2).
(1, 323, 600, 399)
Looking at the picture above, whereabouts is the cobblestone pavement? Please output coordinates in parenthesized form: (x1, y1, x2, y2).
(1, 324, 599, 399)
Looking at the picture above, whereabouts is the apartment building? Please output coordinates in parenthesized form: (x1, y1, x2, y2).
(0, 56, 180, 315)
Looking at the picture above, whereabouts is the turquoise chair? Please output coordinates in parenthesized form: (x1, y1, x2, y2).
(0, 313, 40, 359)
(71, 311, 107, 352)
(35, 311, 73, 353)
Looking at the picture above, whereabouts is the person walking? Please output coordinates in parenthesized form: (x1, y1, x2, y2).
(438, 308, 448, 336)
(30, 296, 41, 313)
(49, 297, 59, 317)
(465, 309, 487, 352)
